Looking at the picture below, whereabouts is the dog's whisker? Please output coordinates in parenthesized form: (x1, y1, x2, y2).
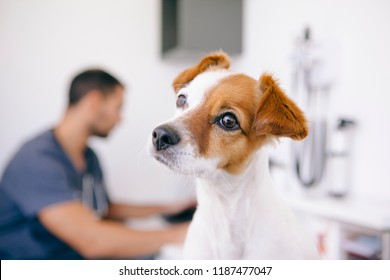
(136, 141, 152, 170)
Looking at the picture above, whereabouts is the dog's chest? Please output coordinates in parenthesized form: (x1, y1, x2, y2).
(205, 197, 252, 259)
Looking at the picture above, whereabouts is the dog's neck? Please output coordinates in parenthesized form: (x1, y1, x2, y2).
(197, 148, 271, 201)
(195, 148, 273, 258)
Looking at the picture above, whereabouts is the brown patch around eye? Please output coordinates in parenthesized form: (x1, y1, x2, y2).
(182, 73, 268, 174)
(184, 107, 213, 156)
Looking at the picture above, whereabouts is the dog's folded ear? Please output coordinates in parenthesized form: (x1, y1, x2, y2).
(172, 51, 230, 93)
(253, 74, 308, 140)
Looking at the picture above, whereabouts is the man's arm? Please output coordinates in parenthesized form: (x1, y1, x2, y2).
(38, 201, 188, 259)
(107, 200, 196, 220)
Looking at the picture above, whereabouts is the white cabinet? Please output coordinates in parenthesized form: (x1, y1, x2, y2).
(283, 194, 390, 260)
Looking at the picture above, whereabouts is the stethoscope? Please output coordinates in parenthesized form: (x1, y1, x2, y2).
(81, 174, 109, 218)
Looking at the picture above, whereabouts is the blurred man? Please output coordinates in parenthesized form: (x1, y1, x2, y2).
(0, 69, 190, 259)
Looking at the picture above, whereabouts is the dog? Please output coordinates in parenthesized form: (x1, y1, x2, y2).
(150, 51, 318, 259)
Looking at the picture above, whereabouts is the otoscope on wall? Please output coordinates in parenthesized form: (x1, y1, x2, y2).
(291, 27, 355, 196)
(292, 27, 329, 189)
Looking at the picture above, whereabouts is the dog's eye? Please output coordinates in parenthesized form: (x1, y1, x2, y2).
(218, 113, 240, 131)
(176, 94, 187, 108)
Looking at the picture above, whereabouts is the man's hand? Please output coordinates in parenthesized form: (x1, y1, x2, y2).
(159, 200, 197, 216)
(39, 201, 191, 259)
(107, 199, 197, 220)
(167, 222, 191, 245)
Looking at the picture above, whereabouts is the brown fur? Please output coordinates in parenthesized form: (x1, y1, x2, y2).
(253, 74, 308, 140)
(172, 51, 230, 93)
(172, 53, 308, 174)
(184, 74, 267, 174)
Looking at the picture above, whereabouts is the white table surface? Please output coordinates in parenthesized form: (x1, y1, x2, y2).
(282, 193, 390, 232)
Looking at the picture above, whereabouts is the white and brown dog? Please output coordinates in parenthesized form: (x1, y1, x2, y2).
(150, 51, 318, 259)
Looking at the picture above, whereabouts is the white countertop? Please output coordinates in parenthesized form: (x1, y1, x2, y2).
(282, 193, 390, 232)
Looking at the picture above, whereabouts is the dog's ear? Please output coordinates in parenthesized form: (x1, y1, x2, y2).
(172, 51, 230, 93)
(253, 74, 308, 140)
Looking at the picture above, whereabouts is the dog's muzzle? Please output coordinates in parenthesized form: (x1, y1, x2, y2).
(152, 125, 181, 151)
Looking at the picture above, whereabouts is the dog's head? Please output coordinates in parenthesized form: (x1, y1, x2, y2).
(150, 51, 307, 178)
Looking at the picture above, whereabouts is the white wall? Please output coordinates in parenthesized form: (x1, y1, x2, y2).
(1, 0, 390, 205)
(236, 0, 390, 202)
(0, 0, 195, 204)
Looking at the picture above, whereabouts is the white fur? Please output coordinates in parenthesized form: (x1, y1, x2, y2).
(183, 149, 318, 259)
(150, 70, 232, 177)
(176, 69, 233, 117)
(151, 69, 319, 259)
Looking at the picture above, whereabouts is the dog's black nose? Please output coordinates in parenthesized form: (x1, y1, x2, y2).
(152, 125, 181, 150)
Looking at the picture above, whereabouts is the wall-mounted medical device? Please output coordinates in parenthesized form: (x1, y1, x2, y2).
(292, 27, 355, 196)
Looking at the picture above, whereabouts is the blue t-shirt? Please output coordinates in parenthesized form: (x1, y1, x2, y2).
(0, 129, 110, 259)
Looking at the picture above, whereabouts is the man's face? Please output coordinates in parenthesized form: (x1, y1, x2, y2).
(90, 85, 124, 138)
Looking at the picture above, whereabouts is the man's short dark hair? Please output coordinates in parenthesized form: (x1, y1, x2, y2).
(68, 69, 123, 106)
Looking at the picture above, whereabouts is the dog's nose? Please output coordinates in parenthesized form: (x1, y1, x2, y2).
(152, 125, 181, 150)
